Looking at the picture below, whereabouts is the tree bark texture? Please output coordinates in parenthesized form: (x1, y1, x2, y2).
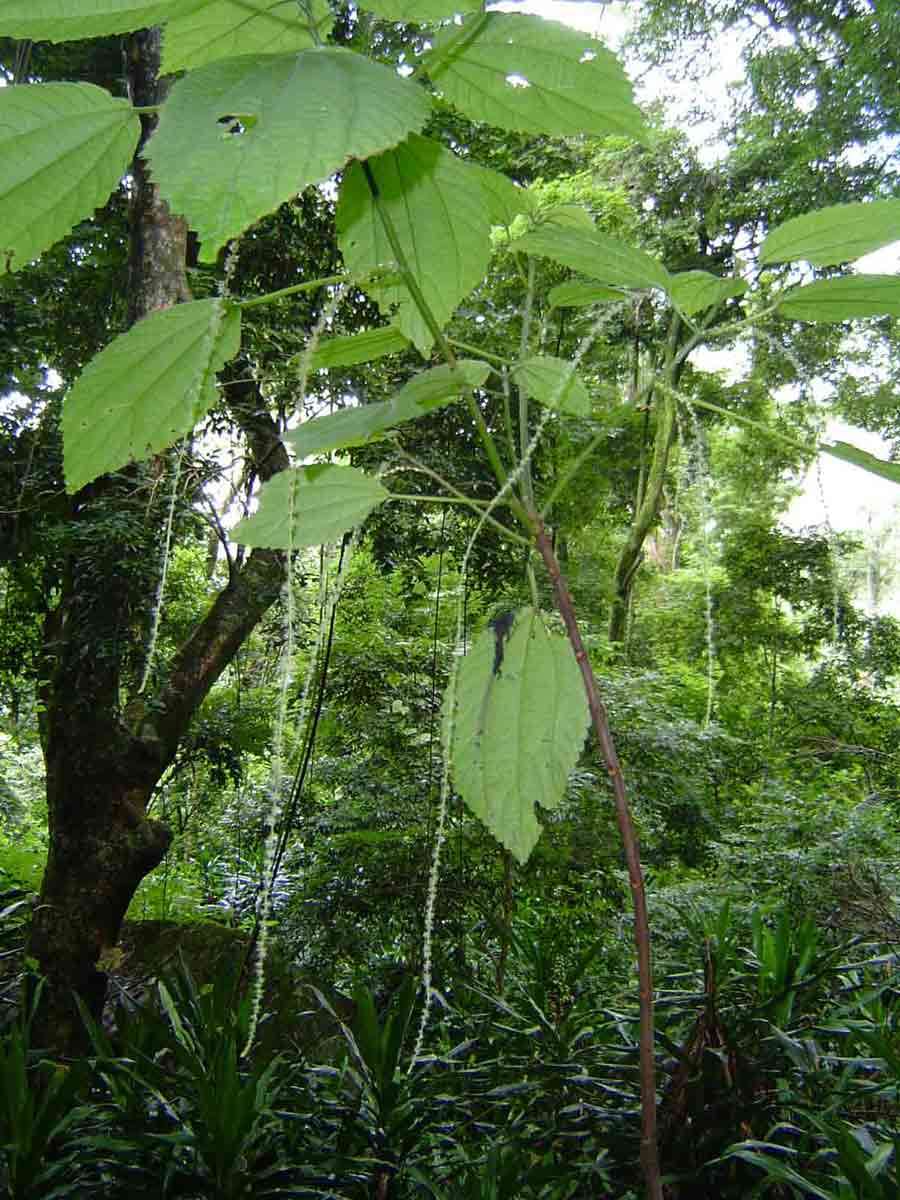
(26, 35, 289, 1055)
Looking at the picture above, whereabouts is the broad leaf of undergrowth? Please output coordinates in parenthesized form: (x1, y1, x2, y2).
(778, 275, 900, 322)
(425, 13, 647, 142)
(0, 83, 140, 275)
(309, 326, 410, 370)
(338, 134, 492, 353)
(761, 199, 900, 266)
(162, 0, 334, 72)
(668, 270, 747, 315)
(288, 360, 490, 458)
(513, 356, 590, 417)
(147, 48, 430, 261)
(0, 0, 206, 38)
(548, 280, 625, 308)
(63, 299, 240, 492)
(230, 465, 389, 548)
(517, 222, 669, 292)
(449, 607, 589, 864)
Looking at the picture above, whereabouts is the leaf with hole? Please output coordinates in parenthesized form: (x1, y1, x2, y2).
(513, 356, 590, 417)
(308, 326, 411, 370)
(425, 13, 647, 142)
(778, 275, 900, 322)
(288, 360, 490, 458)
(448, 607, 589, 864)
(761, 200, 900, 267)
(0, 0, 207, 38)
(63, 299, 240, 493)
(548, 280, 625, 308)
(147, 48, 430, 262)
(0, 83, 140, 275)
(337, 134, 492, 354)
(517, 222, 669, 292)
(230, 465, 389, 548)
(668, 270, 747, 315)
(162, 0, 334, 73)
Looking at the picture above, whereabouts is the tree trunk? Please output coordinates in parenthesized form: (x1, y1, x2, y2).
(25, 33, 290, 1056)
(609, 317, 684, 647)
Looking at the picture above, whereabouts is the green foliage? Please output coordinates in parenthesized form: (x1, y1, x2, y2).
(287, 360, 491, 458)
(230, 464, 389, 549)
(0, 997, 95, 1199)
(667, 270, 747, 315)
(147, 49, 431, 261)
(779, 274, 900, 322)
(511, 356, 591, 417)
(761, 199, 900, 267)
(338, 135, 493, 353)
(548, 280, 626, 308)
(450, 608, 589, 864)
(425, 13, 648, 142)
(516, 219, 670, 291)
(161, 0, 334, 73)
(0, 0, 206, 40)
(310, 325, 411, 371)
(62, 298, 240, 491)
(0, 83, 139, 276)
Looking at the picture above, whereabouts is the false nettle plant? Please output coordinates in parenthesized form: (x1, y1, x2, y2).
(2, 2, 900, 1196)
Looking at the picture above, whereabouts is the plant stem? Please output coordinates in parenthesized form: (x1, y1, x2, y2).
(238, 274, 346, 310)
(447, 338, 513, 368)
(391, 453, 531, 548)
(531, 514, 662, 1200)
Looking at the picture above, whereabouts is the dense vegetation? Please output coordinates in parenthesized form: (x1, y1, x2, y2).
(1, 1, 899, 1197)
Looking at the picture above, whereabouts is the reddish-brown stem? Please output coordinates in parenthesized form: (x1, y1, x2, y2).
(532, 516, 662, 1200)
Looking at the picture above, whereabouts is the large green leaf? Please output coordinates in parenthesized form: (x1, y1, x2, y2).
(363, 0, 469, 17)
(162, 0, 334, 73)
(512, 356, 590, 417)
(449, 607, 589, 864)
(778, 275, 900, 322)
(309, 326, 410, 370)
(230, 465, 388, 548)
(548, 280, 625, 308)
(668, 270, 747, 315)
(517, 222, 669, 292)
(337, 134, 492, 354)
(823, 441, 900, 486)
(0, 83, 140, 276)
(0, 0, 206, 39)
(761, 200, 900, 267)
(466, 162, 534, 227)
(288, 360, 490, 458)
(425, 13, 647, 142)
(147, 48, 430, 262)
(63, 300, 241, 493)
